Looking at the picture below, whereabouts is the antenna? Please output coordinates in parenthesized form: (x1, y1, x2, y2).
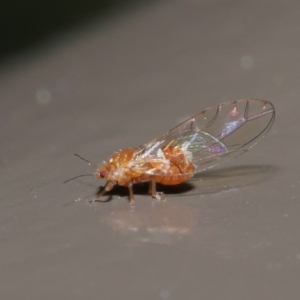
(74, 153, 97, 168)
(63, 153, 97, 184)
(63, 174, 94, 184)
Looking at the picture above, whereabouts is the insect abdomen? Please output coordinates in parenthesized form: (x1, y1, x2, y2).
(150, 147, 195, 185)
(154, 162, 194, 185)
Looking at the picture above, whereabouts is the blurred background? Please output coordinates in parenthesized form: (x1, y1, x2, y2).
(1, 1, 300, 299)
(0, 0, 143, 61)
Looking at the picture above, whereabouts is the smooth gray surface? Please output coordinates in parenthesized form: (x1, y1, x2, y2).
(1, 1, 300, 299)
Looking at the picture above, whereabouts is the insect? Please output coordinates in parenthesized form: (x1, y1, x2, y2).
(68, 99, 275, 206)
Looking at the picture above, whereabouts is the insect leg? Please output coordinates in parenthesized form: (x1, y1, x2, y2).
(90, 181, 114, 202)
(150, 179, 165, 201)
(148, 179, 152, 195)
(127, 181, 135, 207)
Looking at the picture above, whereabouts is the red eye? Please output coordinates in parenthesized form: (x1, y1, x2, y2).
(100, 170, 107, 178)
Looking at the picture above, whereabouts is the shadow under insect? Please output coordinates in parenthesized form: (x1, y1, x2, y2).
(94, 181, 195, 202)
(93, 164, 277, 203)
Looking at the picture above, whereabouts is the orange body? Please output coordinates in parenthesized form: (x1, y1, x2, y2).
(95, 147, 195, 187)
(67, 99, 274, 206)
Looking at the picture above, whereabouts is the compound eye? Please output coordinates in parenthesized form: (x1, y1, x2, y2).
(100, 170, 107, 178)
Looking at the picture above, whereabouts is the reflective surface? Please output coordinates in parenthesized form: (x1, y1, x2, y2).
(1, 1, 300, 299)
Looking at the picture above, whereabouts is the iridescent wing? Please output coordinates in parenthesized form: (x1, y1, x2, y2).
(134, 99, 275, 176)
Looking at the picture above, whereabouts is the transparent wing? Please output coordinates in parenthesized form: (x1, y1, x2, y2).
(134, 99, 275, 176)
